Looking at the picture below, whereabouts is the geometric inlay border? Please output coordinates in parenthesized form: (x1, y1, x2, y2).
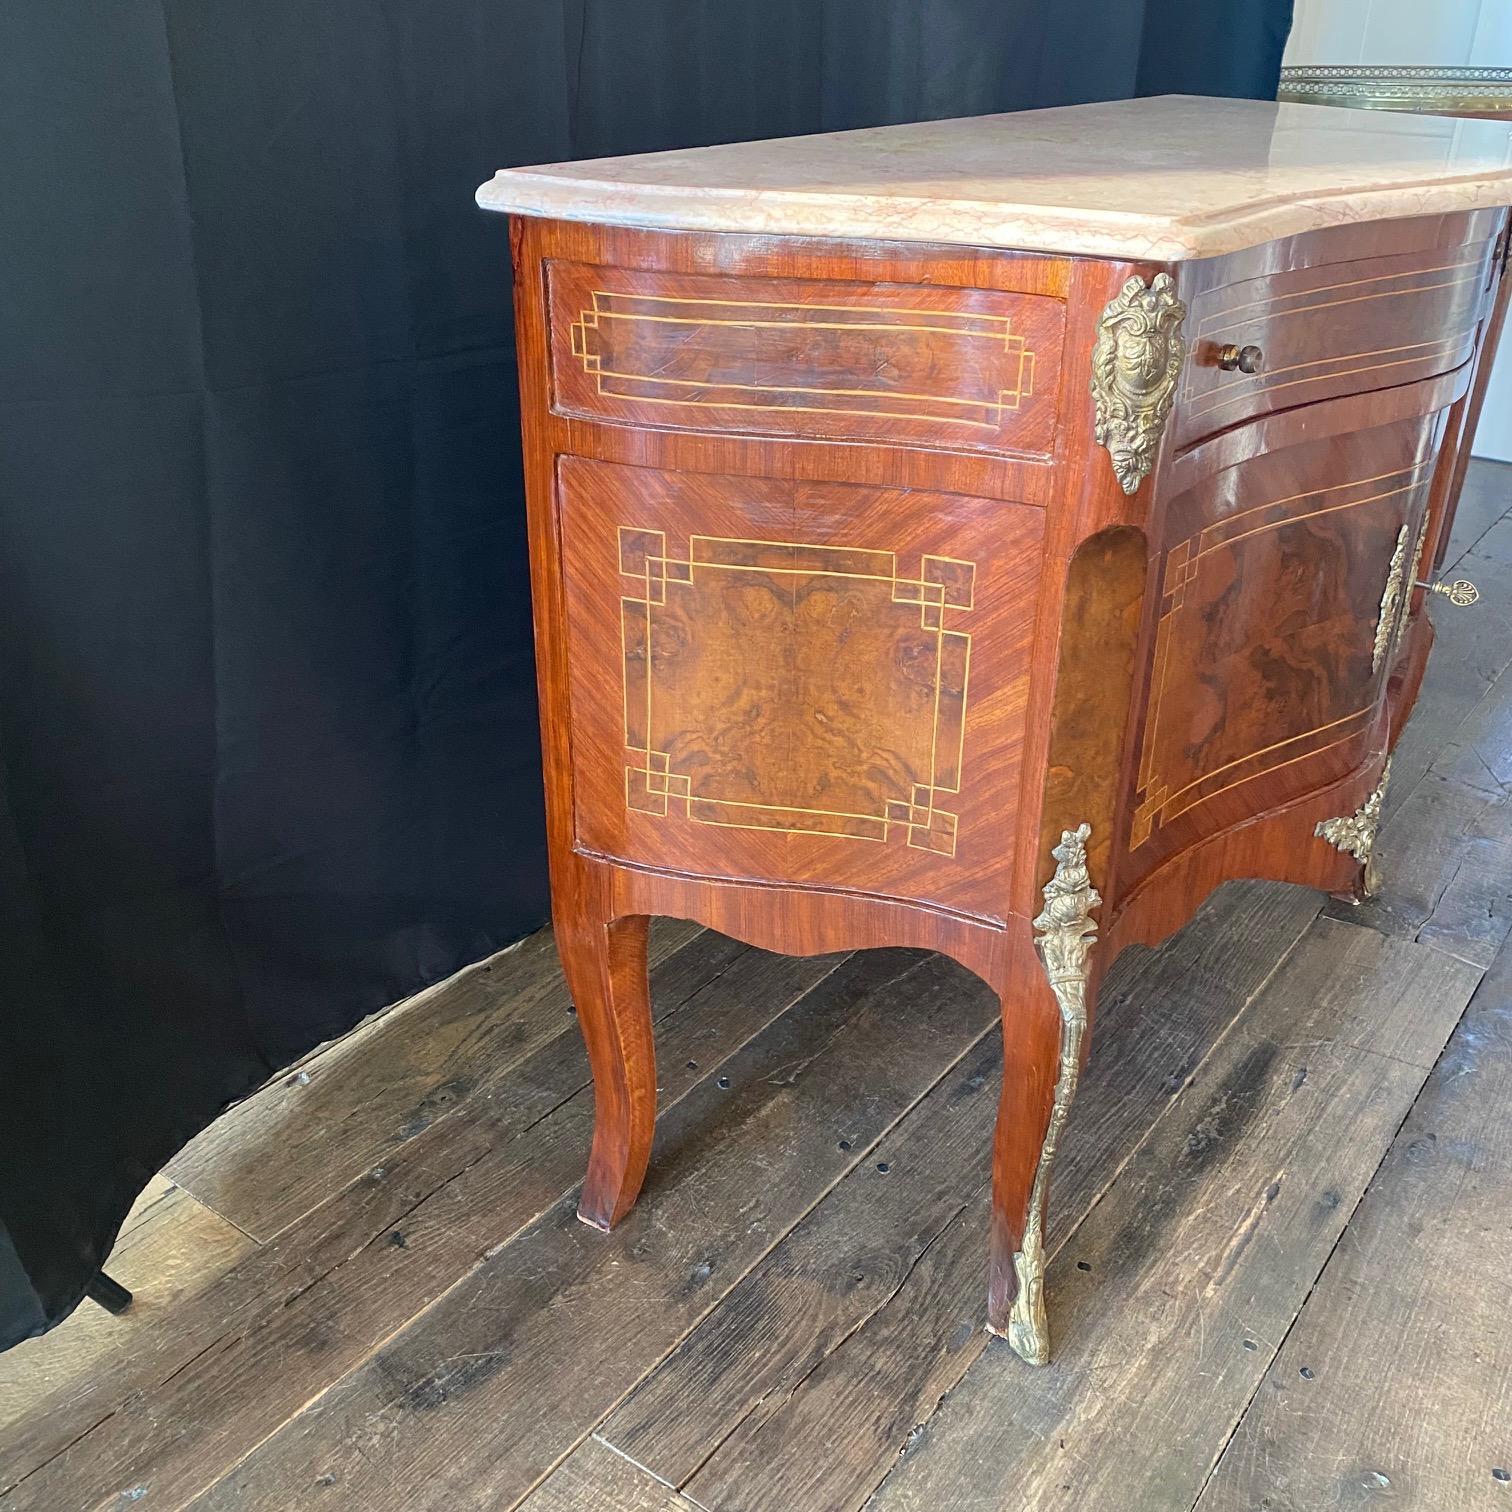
(574, 291, 1036, 431)
(619, 529, 975, 856)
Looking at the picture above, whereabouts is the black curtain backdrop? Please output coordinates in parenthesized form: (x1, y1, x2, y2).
(0, 0, 1291, 1348)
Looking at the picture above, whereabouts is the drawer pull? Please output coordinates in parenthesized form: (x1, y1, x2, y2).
(1419, 577, 1480, 607)
(1217, 342, 1264, 375)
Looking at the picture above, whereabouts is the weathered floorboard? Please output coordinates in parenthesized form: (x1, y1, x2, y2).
(517, 1438, 703, 1512)
(859, 920, 1480, 1512)
(182, 953, 994, 1512)
(4, 461, 1510, 1512)
(599, 880, 1323, 1509)
(0, 941, 860, 1508)
(165, 919, 709, 1239)
(1195, 934, 1512, 1512)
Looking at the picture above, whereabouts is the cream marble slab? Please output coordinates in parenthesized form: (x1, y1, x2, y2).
(478, 95, 1512, 261)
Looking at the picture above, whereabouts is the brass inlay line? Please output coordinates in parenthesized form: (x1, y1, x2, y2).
(1133, 725, 1372, 847)
(1188, 478, 1423, 562)
(1138, 707, 1373, 826)
(1193, 257, 1485, 332)
(1243, 269, 1484, 322)
(1192, 333, 1462, 395)
(618, 529, 975, 857)
(582, 385, 1006, 429)
(1185, 344, 1468, 421)
(586, 291, 1025, 323)
(586, 310, 1017, 339)
(571, 288, 1036, 433)
(1134, 462, 1428, 847)
(1188, 463, 1429, 547)
(568, 362, 1032, 419)
(1137, 602, 1178, 793)
(1156, 728, 1373, 833)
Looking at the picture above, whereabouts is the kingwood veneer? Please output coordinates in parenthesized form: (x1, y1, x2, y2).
(480, 96, 1512, 1364)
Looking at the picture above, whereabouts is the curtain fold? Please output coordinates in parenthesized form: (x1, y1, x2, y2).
(0, 0, 1291, 1349)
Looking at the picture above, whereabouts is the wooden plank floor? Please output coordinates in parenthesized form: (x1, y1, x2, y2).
(1, 459, 1508, 1512)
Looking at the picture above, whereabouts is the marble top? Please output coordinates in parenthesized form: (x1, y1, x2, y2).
(477, 95, 1512, 261)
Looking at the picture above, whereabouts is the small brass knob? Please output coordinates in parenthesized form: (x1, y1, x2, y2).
(1419, 578, 1480, 606)
(1217, 342, 1264, 374)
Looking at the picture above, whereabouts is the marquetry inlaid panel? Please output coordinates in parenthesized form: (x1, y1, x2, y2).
(618, 531, 975, 855)
(1125, 407, 1448, 882)
(1176, 237, 1496, 447)
(547, 262, 1064, 457)
(557, 457, 1045, 921)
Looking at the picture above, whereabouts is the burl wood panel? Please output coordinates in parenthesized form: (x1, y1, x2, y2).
(1176, 226, 1496, 448)
(1124, 400, 1452, 889)
(557, 456, 1044, 924)
(547, 261, 1063, 458)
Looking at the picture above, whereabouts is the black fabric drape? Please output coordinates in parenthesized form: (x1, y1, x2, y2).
(0, 0, 1291, 1350)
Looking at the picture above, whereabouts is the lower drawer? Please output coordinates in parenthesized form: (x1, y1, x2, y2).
(555, 456, 1044, 923)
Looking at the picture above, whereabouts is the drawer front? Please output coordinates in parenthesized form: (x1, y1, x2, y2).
(1175, 237, 1495, 447)
(548, 261, 1064, 458)
(1124, 399, 1452, 891)
(556, 456, 1043, 923)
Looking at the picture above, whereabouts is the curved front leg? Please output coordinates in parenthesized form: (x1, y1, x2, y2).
(988, 824, 1101, 1365)
(556, 904, 656, 1230)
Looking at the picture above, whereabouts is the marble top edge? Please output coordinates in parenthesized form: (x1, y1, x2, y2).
(476, 95, 1512, 262)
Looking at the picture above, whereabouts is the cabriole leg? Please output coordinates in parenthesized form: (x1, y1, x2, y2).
(987, 823, 1101, 1365)
(556, 905, 656, 1230)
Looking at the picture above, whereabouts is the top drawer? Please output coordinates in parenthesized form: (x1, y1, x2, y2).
(546, 260, 1065, 459)
(1174, 234, 1498, 448)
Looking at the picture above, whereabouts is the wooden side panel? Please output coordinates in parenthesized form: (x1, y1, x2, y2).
(1123, 401, 1452, 891)
(546, 261, 1063, 458)
(1176, 233, 1496, 446)
(557, 457, 1043, 923)
(1037, 526, 1148, 887)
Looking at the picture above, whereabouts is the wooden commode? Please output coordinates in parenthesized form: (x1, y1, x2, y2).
(479, 96, 1512, 1364)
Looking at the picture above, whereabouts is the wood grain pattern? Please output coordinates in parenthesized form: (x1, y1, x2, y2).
(559, 456, 1043, 920)
(1037, 525, 1147, 888)
(598, 881, 1321, 1509)
(516, 1439, 703, 1512)
(1196, 937, 1512, 1512)
(0, 942, 867, 1509)
(0, 1178, 254, 1436)
(176, 952, 994, 1512)
(864, 920, 1481, 1512)
(1125, 403, 1451, 877)
(163, 920, 706, 1239)
(1176, 220, 1498, 447)
(548, 260, 1062, 457)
